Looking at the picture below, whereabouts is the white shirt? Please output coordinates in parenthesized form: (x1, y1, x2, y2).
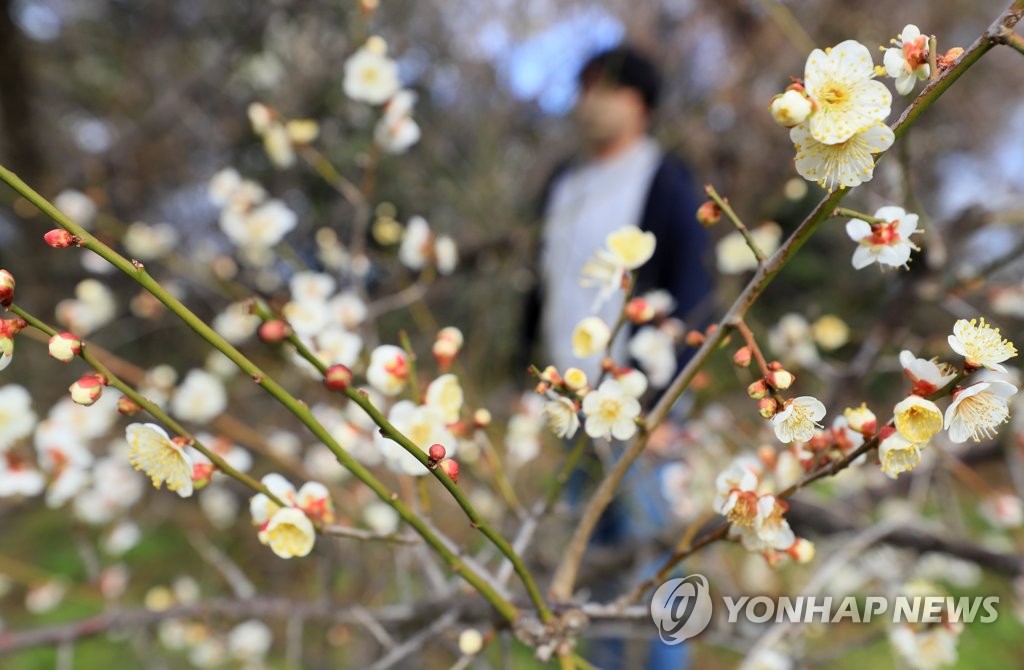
(540, 136, 662, 380)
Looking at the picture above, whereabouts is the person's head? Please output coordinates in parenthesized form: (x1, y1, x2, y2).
(575, 46, 661, 154)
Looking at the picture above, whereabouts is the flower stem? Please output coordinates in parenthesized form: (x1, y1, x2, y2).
(706, 184, 765, 263)
(832, 207, 884, 225)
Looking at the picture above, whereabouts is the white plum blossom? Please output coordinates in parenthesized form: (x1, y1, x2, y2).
(343, 38, 401, 105)
(375, 89, 421, 153)
(715, 222, 783, 274)
(768, 313, 820, 368)
(729, 495, 797, 552)
(228, 620, 273, 662)
(56, 279, 117, 335)
(54, 189, 97, 229)
(890, 623, 962, 670)
(571, 316, 611, 359)
(878, 427, 923, 479)
(375, 401, 455, 476)
(221, 199, 297, 251)
(845, 207, 921, 269)
(581, 380, 641, 441)
(212, 301, 261, 344)
(425, 373, 464, 424)
(171, 369, 228, 423)
(884, 25, 931, 95)
(261, 507, 316, 558)
(791, 121, 894, 191)
(944, 380, 1017, 443)
(123, 222, 179, 261)
(366, 345, 409, 396)
(0, 384, 37, 451)
(947, 318, 1018, 373)
(899, 350, 957, 396)
(399, 216, 432, 271)
(0, 454, 45, 497)
(125, 423, 195, 498)
(542, 397, 580, 439)
(771, 396, 826, 443)
(628, 325, 677, 388)
(802, 40, 892, 145)
(289, 271, 336, 304)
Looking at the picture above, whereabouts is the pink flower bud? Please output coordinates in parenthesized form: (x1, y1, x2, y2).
(758, 397, 779, 419)
(43, 229, 78, 248)
(768, 369, 795, 390)
(684, 330, 705, 347)
(428, 443, 446, 463)
(733, 346, 752, 368)
(258, 319, 291, 343)
(323, 364, 353, 392)
(0, 317, 26, 337)
(438, 458, 459, 484)
(747, 379, 768, 399)
(69, 374, 105, 406)
(117, 396, 142, 415)
(192, 462, 216, 489)
(0, 269, 14, 309)
(625, 298, 655, 324)
(696, 200, 721, 227)
(47, 332, 82, 362)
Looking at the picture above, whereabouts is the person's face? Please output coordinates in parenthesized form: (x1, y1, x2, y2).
(574, 81, 646, 149)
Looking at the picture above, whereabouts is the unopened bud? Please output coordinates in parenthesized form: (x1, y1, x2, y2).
(747, 379, 768, 399)
(758, 397, 779, 419)
(43, 229, 78, 249)
(0, 269, 14, 309)
(433, 338, 459, 371)
(473, 408, 492, 427)
(540, 365, 561, 384)
(733, 346, 752, 368)
(47, 332, 82, 362)
(788, 538, 815, 564)
(117, 396, 142, 415)
(323, 364, 353, 392)
(768, 369, 795, 390)
(563, 367, 588, 392)
(458, 628, 484, 656)
(439, 458, 459, 483)
(258, 319, 291, 343)
(428, 443, 446, 463)
(625, 298, 655, 324)
(767, 360, 783, 371)
(769, 89, 813, 127)
(937, 47, 964, 70)
(192, 462, 216, 489)
(696, 200, 721, 227)
(685, 330, 705, 347)
(843, 403, 877, 436)
(70, 374, 105, 406)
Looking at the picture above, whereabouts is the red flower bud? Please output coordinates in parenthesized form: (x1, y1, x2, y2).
(439, 458, 459, 483)
(43, 229, 78, 248)
(323, 364, 353, 392)
(625, 298, 655, 324)
(696, 200, 721, 227)
(117, 396, 142, 415)
(258, 319, 291, 343)
(0, 269, 14, 309)
(428, 443, 446, 463)
(69, 374, 105, 406)
(684, 330, 705, 347)
(733, 346, 752, 368)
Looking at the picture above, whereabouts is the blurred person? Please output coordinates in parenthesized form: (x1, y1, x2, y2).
(522, 45, 714, 669)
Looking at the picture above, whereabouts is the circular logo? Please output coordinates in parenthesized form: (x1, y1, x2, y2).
(650, 574, 713, 644)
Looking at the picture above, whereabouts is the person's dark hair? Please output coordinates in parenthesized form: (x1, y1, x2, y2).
(578, 45, 661, 112)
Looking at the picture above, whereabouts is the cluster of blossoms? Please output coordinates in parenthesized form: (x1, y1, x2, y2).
(535, 364, 646, 442)
(247, 102, 320, 168)
(249, 473, 332, 559)
(208, 167, 297, 262)
(713, 456, 814, 563)
(276, 271, 367, 375)
(343, 37, 421, 154)
(398, 215, 458, 275)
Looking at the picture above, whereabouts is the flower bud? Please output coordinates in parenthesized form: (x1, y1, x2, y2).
(192, 462, 216, 490)
(747, 379, 768, 399)
(625, 298, 655, 324)
(117, 396, 142, 415)
(696, 200, 721, 227)
(0, 269, 14, 309)
(768, 369, 795, 390)
(563, 367, 588, 392)
(458, 629, 484, 656)
(539, 365, 561, 385)
(258, 319, 291, 343)
(438, 458, 459, 483)
(733, 346, 752, 368)
(469, 408, 490, 428)
(432, 338, 459, 371)
(767, 360, 783, 371)
(684, 330, 705, 347)
(843, 403, 877, 436)
(70, 374, 105, 406)
(758, 397, 779, 419)
(323, 364, 353, 392)
(43, 229, 78, 248)
(769, 89, 813, 127)
(47, 332, 82, 362)
(787, 538, 815, 564)
(428, 443, 446, 463)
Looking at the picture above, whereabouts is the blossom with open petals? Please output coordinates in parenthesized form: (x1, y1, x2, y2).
(792, 121, 894, 192)
(893, 395, 943, 443)
(542, 397, 579, 439)
(944, 381, 1017, 443)
(884, 25, 931, 95)
(878, 426, 923, 479)
(802, 40, 892, 145)
(171, 369, 227, 423)
(343, 38, 400, 105)
(375, 89, 421, 153)
(571, 317, 611, 359)
(425, 373, 463, 424)
(770, 396, 826, 443)
(261, 507, 316, 558)
(947, 318, 1017, 372)
(605, 226, 656, 270)
(845, 207, 921, 269)
(366, 345, 409, 396)
(730, 495, 797, 552)
(581, 379, 641, 440)
(899, 350, 957, 396)
(126, 423, 194, 497)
